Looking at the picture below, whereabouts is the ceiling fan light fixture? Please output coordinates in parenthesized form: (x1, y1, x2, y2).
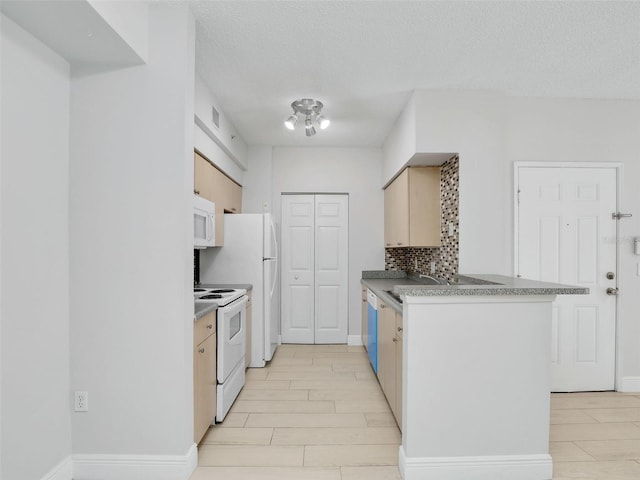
(285, 98, 327, 136)
(305, 117, 316, 136)
(284, 114, 297, 130)
(316, 115, 330, 129)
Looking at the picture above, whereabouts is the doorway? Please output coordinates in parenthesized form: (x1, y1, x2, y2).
(515, 163, 619, 392)
(281, 194, 349, 344)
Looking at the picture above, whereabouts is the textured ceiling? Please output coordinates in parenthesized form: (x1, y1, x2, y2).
(190, 0, 640, 147)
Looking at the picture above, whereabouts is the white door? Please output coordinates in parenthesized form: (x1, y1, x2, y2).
(281, 195, 316, 344)
(517, 166, 617, 392)
(281, 194, 349, 344)
(315, 195, 349, 344)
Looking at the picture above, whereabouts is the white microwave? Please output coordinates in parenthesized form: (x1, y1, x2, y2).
(194, 195, 216, 249)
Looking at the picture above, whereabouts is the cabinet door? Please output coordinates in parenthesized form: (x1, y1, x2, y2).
(209, 167, 227, 246)
(228, 181, 242, 213)
(377, 301, 396, 413)
(394, 312, 403, 429)
(195, 311, 216, 346)
(361, 288, 368, 350)
(383, 186, 394, 248)
(194, 152, 213, 201)
(210, 164, 228, 207)
(384, 169, 409, 247)
(408, 167, 441, 247)
(194, 332, 216, 443)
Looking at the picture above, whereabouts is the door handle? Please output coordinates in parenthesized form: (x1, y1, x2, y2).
(295, 275, 299, 280)
(606, 287, 619, 296)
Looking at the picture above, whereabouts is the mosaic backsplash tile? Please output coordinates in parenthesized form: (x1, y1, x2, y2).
(385, 155, 459, 281)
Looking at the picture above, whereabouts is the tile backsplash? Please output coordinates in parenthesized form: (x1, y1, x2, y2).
(385, 155, 459, 281)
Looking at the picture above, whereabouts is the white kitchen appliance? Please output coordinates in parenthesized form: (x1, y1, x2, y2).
(200, 213, 278, 367)
(195, 288, 247, 422)
(194, 195, 216, 249)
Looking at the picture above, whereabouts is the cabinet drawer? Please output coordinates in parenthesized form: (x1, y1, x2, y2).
(195, 310, 216, 346)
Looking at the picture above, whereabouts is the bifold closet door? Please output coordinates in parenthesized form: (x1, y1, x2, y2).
(281, 194, 348, 344)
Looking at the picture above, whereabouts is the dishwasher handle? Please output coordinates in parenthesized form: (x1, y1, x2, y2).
(366, 289, 378, 309)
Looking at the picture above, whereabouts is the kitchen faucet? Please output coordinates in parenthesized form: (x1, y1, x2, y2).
(419, 274, 449, 285)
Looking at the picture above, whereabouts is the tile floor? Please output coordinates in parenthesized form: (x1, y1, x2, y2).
(190, 344, 640, 480)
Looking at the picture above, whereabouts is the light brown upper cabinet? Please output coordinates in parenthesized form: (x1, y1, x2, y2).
(194, 152, 214, 201)
(194, 151, 243, 246)
(384, 166, 441, 248)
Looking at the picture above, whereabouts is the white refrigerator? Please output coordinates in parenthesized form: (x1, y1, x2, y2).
(200, 213, 278, 367)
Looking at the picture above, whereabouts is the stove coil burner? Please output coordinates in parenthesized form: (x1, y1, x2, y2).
(200, 294, 223, 300)
(194, 288, 207, 292)
(210, 289, 235, 294)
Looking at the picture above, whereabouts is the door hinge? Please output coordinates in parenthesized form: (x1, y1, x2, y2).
(517, 189, 521, 205)
(612, 212, 633, 220)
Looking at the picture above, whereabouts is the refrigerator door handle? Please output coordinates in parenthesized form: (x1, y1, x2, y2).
(270, 257, 277, 299)
(270, 218, 278, 260)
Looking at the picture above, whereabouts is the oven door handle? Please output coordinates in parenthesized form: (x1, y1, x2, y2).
(216, 295, 248, 315)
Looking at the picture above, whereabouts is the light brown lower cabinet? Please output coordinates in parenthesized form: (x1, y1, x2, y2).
(377, 301, 403, 430)
(194, 311, 217, 444)
(394, 313, 403, 427)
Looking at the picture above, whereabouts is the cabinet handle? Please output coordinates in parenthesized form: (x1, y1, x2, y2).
(397, 326, 403, 332)
(206, 324, 213, 329)
(231, 207, 237, 212)
(385, 243, 391, 247)
(362, 298, 366, 302)
(194, 189, 200, 195)
(397, 242, 403, 246)
(392, 337, 397, 342)
(198, 348, 205, 354)
(380, 304, 385, 309)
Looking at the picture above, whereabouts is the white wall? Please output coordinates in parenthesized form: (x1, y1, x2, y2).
(243, 146, 273, 213)
(412, 91, 510, 276)
(382, 90, 640, 389)
(69, 2, 195, 458)
(194, 74, 248, 174)
(88, 0, 149, 62)
(382, 95, 416, 184)
(1, 14, 72, 480)
(270, 148, 385, 338)
(506, 97, 640, 386)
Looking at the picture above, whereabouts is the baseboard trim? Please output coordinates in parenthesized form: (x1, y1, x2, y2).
(72, 443, 197, 480)
(399, 446, 552, 480)
(347, 335, 363, 346)
(41, 456, 73, 480)
(619, 376, 640, 392)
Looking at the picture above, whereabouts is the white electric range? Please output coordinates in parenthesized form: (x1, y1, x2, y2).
(194, 287, 248, 421)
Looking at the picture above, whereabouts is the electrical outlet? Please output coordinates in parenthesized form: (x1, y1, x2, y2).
(75, 391, 88, 412)
(430, 261, 436, 274)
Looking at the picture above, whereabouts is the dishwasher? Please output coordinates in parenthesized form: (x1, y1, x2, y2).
(366, 289, 378, 373)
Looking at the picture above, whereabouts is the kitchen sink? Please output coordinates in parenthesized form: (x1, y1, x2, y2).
(449, 276, 502, 286)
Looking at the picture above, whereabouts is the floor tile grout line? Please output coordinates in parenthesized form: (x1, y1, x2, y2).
(570, 440, 598, 461)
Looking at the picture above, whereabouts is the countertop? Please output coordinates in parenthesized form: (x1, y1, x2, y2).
(361, 271, 588, 314)
(194, 283, 253, 320)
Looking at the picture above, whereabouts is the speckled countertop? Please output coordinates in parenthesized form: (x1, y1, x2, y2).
(194, 283, 253, 320)
(361, 271, 588, 313)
